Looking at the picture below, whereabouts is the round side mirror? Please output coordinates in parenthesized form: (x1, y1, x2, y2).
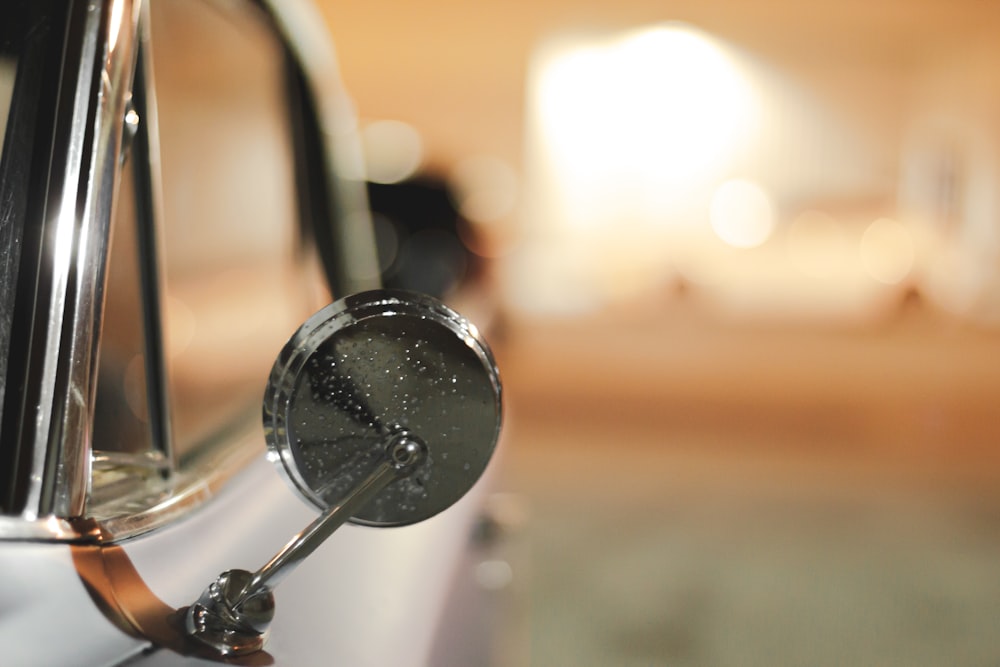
(187, 289, 502, 656)
(264, 288, 502, 525)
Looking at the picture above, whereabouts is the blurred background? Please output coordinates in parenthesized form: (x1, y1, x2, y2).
(318, 1, 1000, 664)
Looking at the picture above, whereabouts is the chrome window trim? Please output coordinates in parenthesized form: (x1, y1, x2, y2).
(0, 0, 141, 538)
(122, 4, 173, 466)
(1, 0, 141, 523)
(52, 0, 143, 518)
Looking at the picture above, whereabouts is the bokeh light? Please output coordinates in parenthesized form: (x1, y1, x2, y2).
(361, 119, 423, 184)
(709, 179, 775, 248)
(516, 24, 760, 311)
(533, 23, 757, 230)
(449, 155, 519, 225)
(860, 217, 915, 284)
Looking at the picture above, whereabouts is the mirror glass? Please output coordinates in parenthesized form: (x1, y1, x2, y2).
(264, 290, 502, 526)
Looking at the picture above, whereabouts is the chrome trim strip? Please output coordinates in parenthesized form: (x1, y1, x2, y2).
(21, 1, 105, 519)
(129, 2, 174, 468)
(5, 0, 142, 522)
(0, 514, 97, 542)
(35, 0, 142, 519)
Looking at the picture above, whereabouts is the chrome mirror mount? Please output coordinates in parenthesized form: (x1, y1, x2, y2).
(185, 290, 502, 656)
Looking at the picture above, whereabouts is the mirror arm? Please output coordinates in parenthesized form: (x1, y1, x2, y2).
(185, 430, 427, 656)
(240, 430, 426, 601)
(182, 289, 501, 657)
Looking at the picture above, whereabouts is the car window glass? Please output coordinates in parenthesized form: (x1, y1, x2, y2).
(91, 148, 164, 504)
(149, 0, 312, 460)
(92, 157, 153, 458)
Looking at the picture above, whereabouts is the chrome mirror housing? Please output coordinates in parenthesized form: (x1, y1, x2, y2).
(264, 288, 502, 525)
(186, 289, 502, 656)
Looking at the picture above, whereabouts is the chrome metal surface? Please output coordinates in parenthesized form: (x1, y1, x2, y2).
(186, 430, 427, 656)
(7, 0, 143, 520)
(264, 288, 503, 526)
(0, 514, 100, 542)
(187, 289, 502, 655)
(125, 7, 173, 465)
(244, 430, 427, 597)
(120, 100, 139, 164)
(186, 568, 273, 657)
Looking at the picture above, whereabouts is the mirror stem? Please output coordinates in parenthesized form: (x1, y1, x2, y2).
(241, 441, 416, 602)
(185, 430, 427, 656)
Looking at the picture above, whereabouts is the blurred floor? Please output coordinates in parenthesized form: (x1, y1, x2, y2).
(491, 296, 1000, 666)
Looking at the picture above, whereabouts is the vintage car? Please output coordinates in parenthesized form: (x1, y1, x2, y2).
(0, 0, 502, 664)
